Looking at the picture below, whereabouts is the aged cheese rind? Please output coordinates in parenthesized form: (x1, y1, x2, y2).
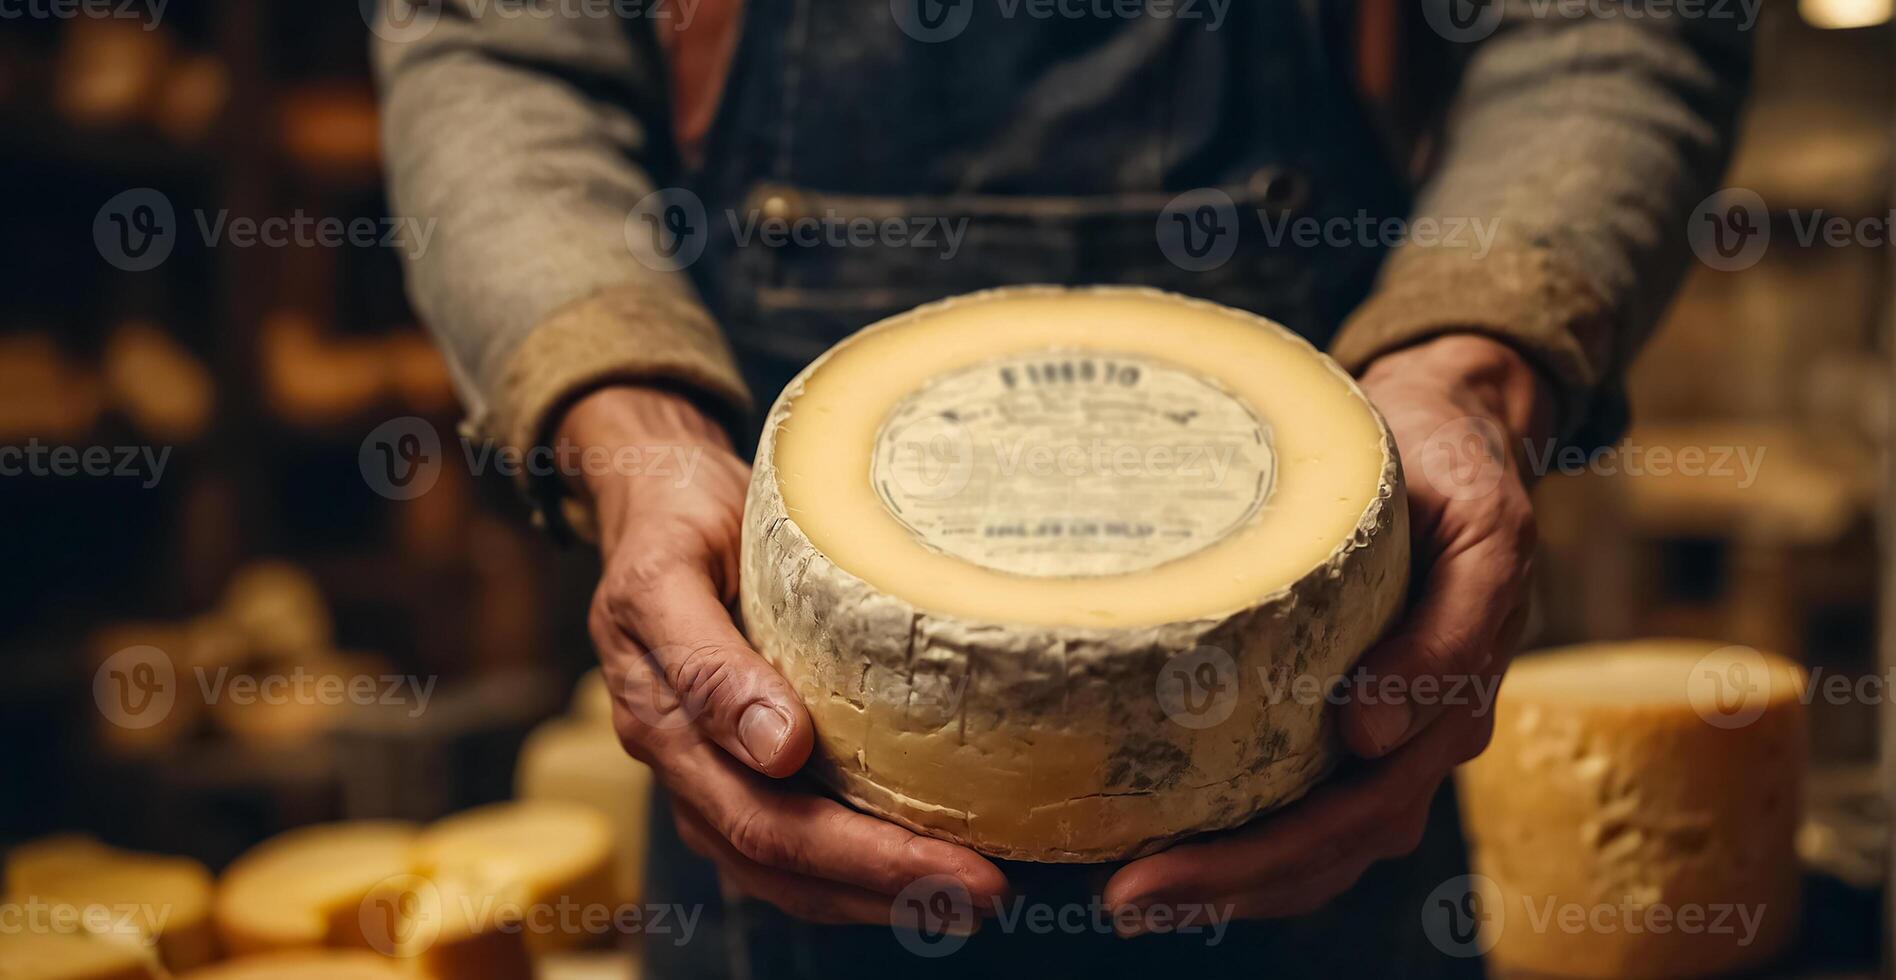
(740, 286, 1408, 862)
(1458, 640, 1806, 979)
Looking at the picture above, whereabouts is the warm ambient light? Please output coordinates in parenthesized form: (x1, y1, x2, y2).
(1800, 0, 1893, 28)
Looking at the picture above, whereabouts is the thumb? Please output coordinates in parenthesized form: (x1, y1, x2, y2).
(606, 557, 814, 777)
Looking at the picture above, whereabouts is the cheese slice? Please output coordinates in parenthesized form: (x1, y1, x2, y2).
(1458, 640, 1807, 979)
(516, 717, 652, 904)
(0, 931, 161, 980)
(4, 837, 215, 972)
(411, 801, 615, 954)
(213, 821, 418, 956)
(741, 286, 1408, 861)
(177, 951, 409, 980)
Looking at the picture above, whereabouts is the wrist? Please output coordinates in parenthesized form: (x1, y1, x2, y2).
(554, 384, 734, 507)
(1360, 333, 1558, 445)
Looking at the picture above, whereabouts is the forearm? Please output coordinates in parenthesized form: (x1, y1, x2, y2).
(1333, 1, 1752, 445)
(372, 1, 750, 497)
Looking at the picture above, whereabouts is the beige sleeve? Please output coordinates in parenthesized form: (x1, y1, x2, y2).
(1329, 2, 1750, 446)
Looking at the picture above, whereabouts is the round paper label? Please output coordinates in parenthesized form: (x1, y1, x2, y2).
(871, 350, 1274, 578)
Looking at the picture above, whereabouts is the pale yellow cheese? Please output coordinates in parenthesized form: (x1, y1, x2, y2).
(177, 950, 408, 980)
(411, 801, 615, 955)
(4, 837, 215, 972)
(216, 560, 332, 663)
(569, 669, 612, 723)
(743, 286, 1408, 861)
(0, 931, 161, 980)
(516, 717, 652, 904)
(769, 287, 1390, 628)
(1458, 640, 1807, 979)
(5, 837, 120, 892)
(212, 821, 418, 956)
(537, 951, 639, 980)
(363, 871, 534, 980)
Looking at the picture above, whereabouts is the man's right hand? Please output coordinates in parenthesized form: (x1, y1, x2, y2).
(557, 385, 1010, 926)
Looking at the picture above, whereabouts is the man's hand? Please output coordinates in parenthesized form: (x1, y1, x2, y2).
(559, 386, 1009, 925)
(1103, 333, 1553, 927)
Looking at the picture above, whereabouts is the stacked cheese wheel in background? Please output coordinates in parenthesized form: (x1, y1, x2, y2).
(4, 674, 650, 980)
(1458, 640, 1808, 979)
(742, 286, 1410, 861)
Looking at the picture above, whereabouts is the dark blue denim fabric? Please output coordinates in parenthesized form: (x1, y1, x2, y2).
(644, 7, 1476, 979)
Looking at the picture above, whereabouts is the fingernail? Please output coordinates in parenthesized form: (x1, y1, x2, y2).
(1364, 701, 1413, 755)
(739, 703, 790, 767)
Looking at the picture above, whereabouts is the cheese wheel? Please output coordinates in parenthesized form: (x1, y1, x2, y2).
(1458, 640, 1807, 979)
(213, 821, 418, 956)
(516, 718, 652, 904)
(412, 801, 615, 954)
(537, 951, 638, 980)
(0, 931, 161, 980)
(4, 837, 215, 971)
(217, 560, 333, 663)
(363, 871, 534, 980)
(6, 837, 119, 891)
(178, 951, 407, 980)
(102, 322, 214, 443)
(569, 669, 612, 723)
(741, 286, 1408, 861)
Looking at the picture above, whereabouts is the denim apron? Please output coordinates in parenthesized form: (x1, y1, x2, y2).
(653, 3, 1479, 976)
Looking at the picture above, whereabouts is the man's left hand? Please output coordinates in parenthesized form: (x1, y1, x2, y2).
(1103, 333, 1555, 928)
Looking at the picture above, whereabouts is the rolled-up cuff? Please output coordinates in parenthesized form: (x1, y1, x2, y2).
(492, 283, 752, 542)
(1330, 245, 1627, 449)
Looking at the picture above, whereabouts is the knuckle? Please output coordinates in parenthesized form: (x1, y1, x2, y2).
(1415, 629, 1476, 678)
(601, 551, 679, 624)
(667, 643, 742, 719)
(727, 806, 798, 871)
